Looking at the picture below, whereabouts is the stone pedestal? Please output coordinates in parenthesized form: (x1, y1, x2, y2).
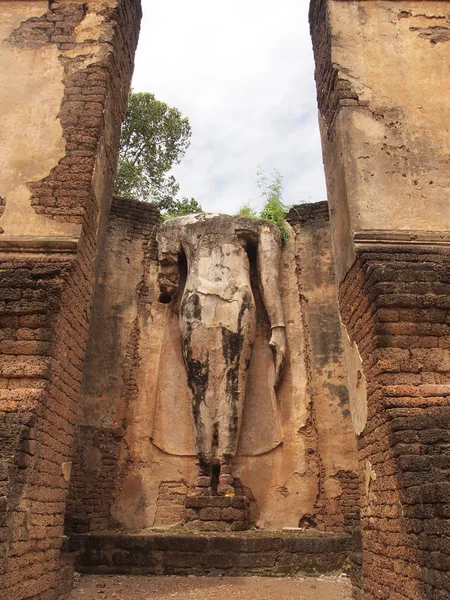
(71, 530, 352, 577)
(184, 495, 249, 532)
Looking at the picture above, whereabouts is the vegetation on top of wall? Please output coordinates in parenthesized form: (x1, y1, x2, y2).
(161, 197, 203, 219)
(238, 201, 258, 219)
(238, 168, 291, 242)
(114, 91, 202, 217)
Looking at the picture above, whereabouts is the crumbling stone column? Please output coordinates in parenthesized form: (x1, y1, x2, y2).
(0, 2, 141, 599)
(310, 1, 450, 599)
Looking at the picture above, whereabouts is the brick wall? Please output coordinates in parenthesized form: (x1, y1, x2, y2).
(308, 0, 362, 135)
(64, 425, 123, 534)
(287, 200, 330, 225)
(339, 247, 450, 600)
(64, 197, 160, 535)
(0, 2, 142, 599)
(0, 237, 84, 596)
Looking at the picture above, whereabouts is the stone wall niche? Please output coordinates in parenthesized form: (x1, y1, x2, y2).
(66, 200, 359, 541)
(310, 1, 450, 598)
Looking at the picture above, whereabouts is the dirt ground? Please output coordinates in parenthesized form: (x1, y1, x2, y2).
(69, 574, 352, 600)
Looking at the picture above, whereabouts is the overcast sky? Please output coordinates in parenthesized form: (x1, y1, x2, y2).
(132, 0, 327, 214)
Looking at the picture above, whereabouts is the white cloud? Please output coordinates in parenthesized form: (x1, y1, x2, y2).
(132, 0, 327, 213)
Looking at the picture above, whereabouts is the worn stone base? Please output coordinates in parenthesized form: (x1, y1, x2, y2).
(184, 495, 249, 531)
(70, 531, 351, 576)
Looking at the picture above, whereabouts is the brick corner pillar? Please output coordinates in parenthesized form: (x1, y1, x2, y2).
(0, 1, 142, 599)
(309, 1, 450, 599)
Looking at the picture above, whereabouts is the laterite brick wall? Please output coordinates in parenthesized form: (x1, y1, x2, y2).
(339, 248, 450, 600)
(0, 2, 142, 599)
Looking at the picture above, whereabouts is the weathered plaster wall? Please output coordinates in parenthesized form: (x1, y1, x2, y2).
(0, 0, 140, 244)
(65, 197, 160, 534)
(0, 2, 77, 240)
(287, 203, 360, 536)
(310, 0, 450, 283)
(0, 1, 79, 241)
(0, 2, 141, 599)
(69, 201, 359, 535)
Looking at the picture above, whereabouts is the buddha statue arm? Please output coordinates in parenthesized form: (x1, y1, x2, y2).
(157, 221, 182, 300)
(257, 224, 287, 386)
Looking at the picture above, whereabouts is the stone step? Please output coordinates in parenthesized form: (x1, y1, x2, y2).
(184, 494, 249, 532)
(70, 531, 351, 577)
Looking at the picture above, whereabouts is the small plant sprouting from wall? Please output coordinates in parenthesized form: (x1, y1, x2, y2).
(238, 167, 291, 242)
(238, 201, 259, 219)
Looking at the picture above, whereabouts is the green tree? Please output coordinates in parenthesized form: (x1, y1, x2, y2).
(114, 92, 202, 216)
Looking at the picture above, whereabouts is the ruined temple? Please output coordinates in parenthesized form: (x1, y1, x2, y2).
(0, 1, 449, 600)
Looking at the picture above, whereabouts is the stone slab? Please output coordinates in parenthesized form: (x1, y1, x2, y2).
(71, 531, 351, 577)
